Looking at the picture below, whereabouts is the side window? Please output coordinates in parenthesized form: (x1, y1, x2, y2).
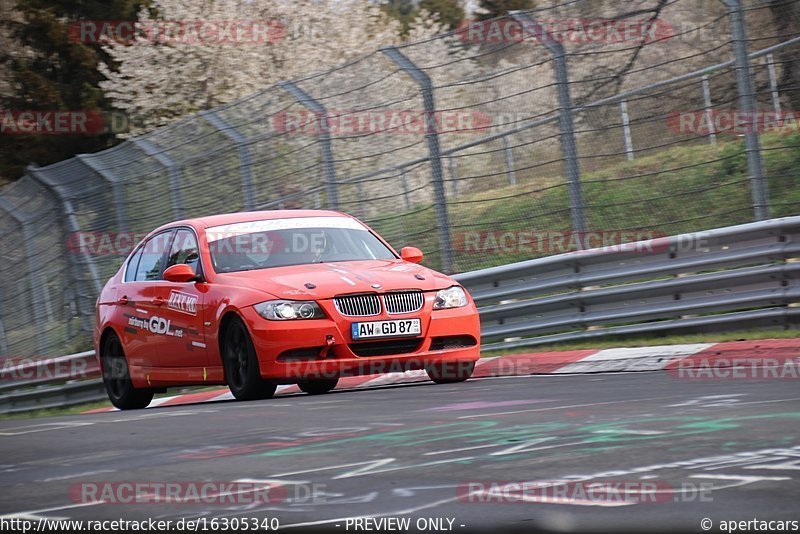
(166, 229, 200, 272)
(134, 231, 173, 281)
(124, 247, 144, 282)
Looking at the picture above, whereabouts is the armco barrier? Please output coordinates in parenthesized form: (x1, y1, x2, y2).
(2, 217, 798, 413)
(455, 216, 800, 351)
(0, 351, 104, 414)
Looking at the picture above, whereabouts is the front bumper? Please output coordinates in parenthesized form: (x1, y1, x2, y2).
(240, 295, 480, 382)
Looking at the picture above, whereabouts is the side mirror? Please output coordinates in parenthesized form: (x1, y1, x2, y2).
(400, 246, 424, 264)
(163, 263, 198, 283)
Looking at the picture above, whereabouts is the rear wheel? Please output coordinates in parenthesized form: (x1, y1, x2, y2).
(101, 332, 154, 410)
(298, 378, 338, 395)
(223, 317, 277, 401)
(426, 361, 475, 384)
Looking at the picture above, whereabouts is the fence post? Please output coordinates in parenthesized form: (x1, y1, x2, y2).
(501, 136, 517, 185)
(278, 81, 339, 210)
(131, 138, 185, 219)
(765, 53, 782, 115)
(355, 181, 366, 219)
(448, 157, 459, 197)
(76, 154, 129, 232)
(381, 45, 455, 273)
(620, 100, 634, 161)
(398, 166, 412, 210)
(0, 314, 6, 354)
(0, 197, 48, 354)
(0, 273, 6, 353)
(64, 285, 74, 345)
(510, 11, 586, 242)
(721, 0, 769, 220)
(701, 74, 717, 145)
(26, 165, 102, 332)
(199, 110, 256, 210)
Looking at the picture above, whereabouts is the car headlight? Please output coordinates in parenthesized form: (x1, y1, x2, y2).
(433, 286, 468, 309)
(254, 300, 326, 320)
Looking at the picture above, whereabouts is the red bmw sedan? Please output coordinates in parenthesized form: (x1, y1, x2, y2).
(94, 210, 481, 409)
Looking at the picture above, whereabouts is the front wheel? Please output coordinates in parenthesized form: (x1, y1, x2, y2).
(298, 378, 339, 395)
(101, 332, 154, 410)
(223, 317, 277, 401)
(426, 361, 475, 384)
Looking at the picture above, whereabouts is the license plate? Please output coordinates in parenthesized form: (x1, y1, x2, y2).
(351, 319, 421, 340)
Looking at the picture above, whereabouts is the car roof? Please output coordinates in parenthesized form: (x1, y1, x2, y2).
(153, 210, 353, 233)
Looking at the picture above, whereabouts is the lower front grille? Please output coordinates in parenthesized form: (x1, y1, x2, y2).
(277, 347, 323, 361)
(350, 339, 423, 357)
(429, 335, 478, 351)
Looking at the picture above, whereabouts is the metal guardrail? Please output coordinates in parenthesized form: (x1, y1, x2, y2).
(0, 351, 105, 415)
(455, 216, 800, 351)
(2, 216, 799, 413)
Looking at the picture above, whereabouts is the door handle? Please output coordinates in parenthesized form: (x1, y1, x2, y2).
(117, 296, 129, 305)
(153, 296, 165, 306)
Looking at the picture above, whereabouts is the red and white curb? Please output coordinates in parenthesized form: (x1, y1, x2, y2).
(83, 338, 800, 413)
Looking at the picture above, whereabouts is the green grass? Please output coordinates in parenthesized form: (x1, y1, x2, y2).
(0, 400, 113, 420)
(367, 131, 800, 273)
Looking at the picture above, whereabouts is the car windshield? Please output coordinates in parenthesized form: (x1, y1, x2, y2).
(206, 216, 397, 273)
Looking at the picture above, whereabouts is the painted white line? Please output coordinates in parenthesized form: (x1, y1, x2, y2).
(584, 344, 715, 361)
(2, 410, 217, 435)
(592, 429, 666, 436)
(555, 343, 714, 374)
(0, 500, 107, 518)
(729, 397, 800, 406)
(689, 474, 792, 485)
(457, 396, 688, 419)
(0, 422, 94, 436)
(148, 396, 175, 408)
(39, 469, 115, 483)
(423, 443, 508, 456)
(360, 370, 428, 388)
(210, 390, 235, 402)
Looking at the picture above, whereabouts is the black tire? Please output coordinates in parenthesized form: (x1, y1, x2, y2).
(297, 378, 339, 395)
(426, 360, 475, 384)
(101, 332, 154, 410)
(223, 317, 277, 401)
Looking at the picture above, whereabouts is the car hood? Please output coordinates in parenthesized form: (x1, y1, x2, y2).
(213, 260, 456, 299)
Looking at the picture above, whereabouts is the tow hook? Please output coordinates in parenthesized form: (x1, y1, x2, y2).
(320, 335, 335, 358)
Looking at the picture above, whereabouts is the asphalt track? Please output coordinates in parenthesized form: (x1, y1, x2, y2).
(1, 370, 800, 533)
